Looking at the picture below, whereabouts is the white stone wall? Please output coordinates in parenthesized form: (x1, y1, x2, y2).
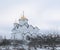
(12, 18, 40, 40)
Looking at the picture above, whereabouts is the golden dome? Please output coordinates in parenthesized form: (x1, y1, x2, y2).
(21, 16, 27, 19)
(21, 11, 27, 20)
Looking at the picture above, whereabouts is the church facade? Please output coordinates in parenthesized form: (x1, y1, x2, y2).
(11, 14, 40, 40)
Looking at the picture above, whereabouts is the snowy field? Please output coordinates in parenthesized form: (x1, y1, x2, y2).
(0, 46, 60, 50)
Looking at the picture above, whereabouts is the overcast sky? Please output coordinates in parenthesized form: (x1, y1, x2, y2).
(0, 0, 60, 38)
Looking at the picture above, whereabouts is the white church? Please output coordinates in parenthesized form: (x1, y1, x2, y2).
(11, 13, 40, 40)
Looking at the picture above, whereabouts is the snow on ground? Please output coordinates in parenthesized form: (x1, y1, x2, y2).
(37, 48, 48, 50)
(56, 47, 60, 50)
(1, 46, 60, 50)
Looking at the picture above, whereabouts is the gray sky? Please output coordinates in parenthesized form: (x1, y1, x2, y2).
(0, 0, 60, 38)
